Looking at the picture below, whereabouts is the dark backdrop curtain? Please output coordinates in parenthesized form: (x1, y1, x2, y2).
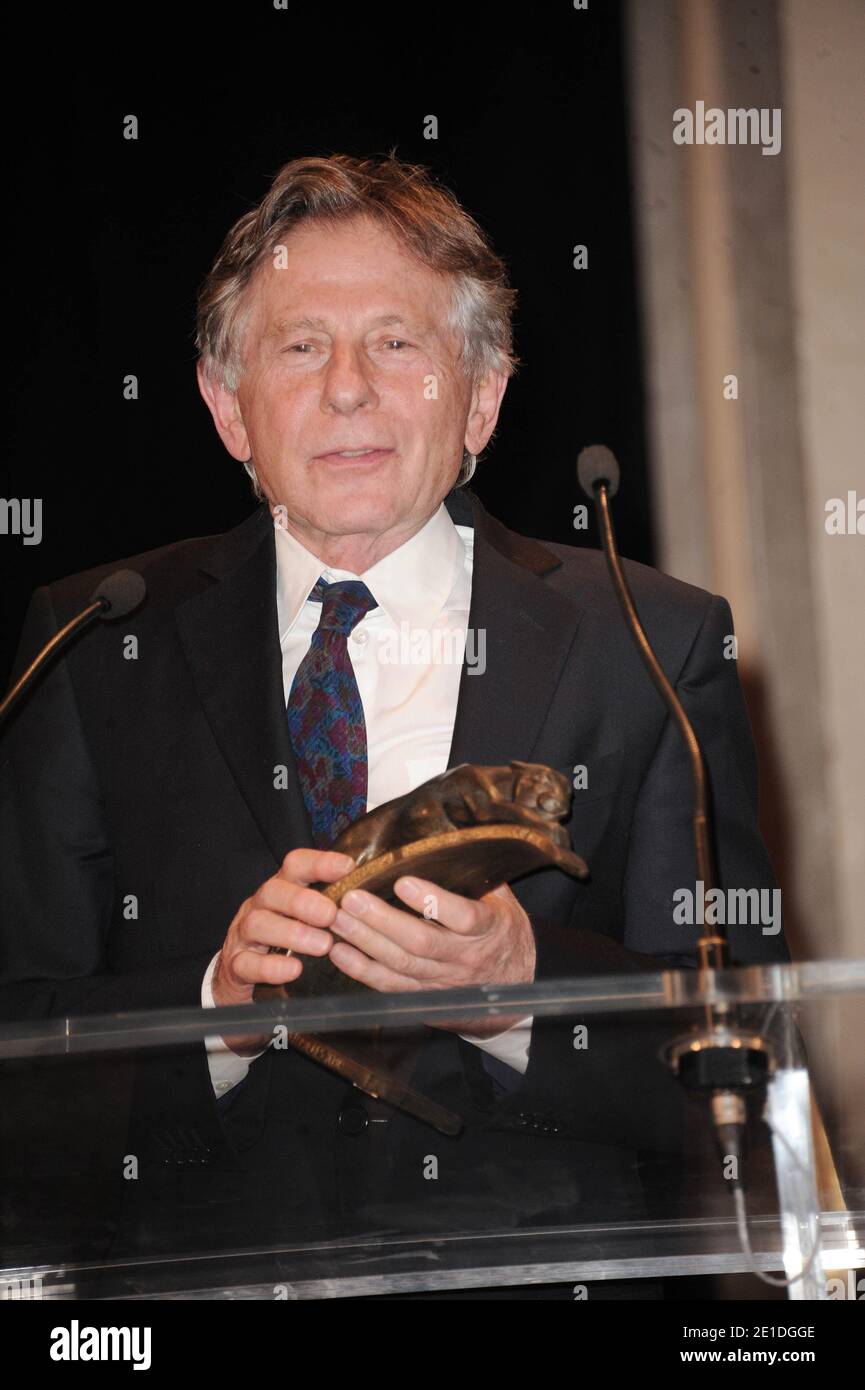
(0, 2, 651, 687)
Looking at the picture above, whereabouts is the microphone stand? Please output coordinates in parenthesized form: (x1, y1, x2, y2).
(581, 451, 822, 1290)
(1, 571, 145, 728)
(0, 599, 108, 727)
(578, 449, 772, 1186)
(593, 480, 721, 961)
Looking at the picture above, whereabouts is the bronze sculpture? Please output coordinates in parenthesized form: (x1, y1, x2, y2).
(254, 762, 588, 1131)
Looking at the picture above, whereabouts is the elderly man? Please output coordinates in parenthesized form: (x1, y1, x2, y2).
(197, 176, 535, 1043)
(1, 154, 787, 1289)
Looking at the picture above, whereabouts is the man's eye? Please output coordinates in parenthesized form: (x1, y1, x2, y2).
(282, 339, 411, 356)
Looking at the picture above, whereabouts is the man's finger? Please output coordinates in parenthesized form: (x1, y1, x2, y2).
(230, 946, 305, 987)
(331, 905, 447, 978)
(338, 888, 463, 954)
(276, 848, 355, 885)
(257, 876, 341, 928)
(329, 940, 423, 994)
(240, 907, 334, 956)
(387, 876, 493, 935)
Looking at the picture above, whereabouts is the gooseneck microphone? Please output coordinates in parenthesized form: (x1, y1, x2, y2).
(577, 446, 777, 1215)
(0, 569, 146, 727)
(577, 446, 721, 956)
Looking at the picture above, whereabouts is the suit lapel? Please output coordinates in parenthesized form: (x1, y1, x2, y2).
(174, 507, 313, 868)
(445, 488, 587, 770)
(173, 489, 589, 867)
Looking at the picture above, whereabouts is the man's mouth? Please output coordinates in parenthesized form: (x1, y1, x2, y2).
(315, 447, 395, 462)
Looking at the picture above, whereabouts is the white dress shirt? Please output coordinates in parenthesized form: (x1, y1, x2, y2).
(202, 501, 533, 1096)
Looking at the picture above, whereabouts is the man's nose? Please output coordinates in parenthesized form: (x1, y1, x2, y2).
(320, 342, 379, 411)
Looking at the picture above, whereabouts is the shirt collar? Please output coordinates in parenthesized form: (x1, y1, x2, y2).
(274, 501, 465, 643)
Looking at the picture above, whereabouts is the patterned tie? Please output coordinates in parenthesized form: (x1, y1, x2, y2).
(287, 575, 379, 848)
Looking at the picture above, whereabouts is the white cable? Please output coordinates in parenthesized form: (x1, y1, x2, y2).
(731, 1109, 823, 1289)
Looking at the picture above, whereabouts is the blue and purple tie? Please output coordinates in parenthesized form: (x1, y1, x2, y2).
(287, 576, 378, 848)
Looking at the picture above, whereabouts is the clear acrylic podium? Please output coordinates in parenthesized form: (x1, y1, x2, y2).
(0, 960, 862, 1300)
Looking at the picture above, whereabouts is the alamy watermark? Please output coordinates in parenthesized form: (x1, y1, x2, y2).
(673, 101, 782, 157)
(0, 497, 42, 545)
(673, 880, 782, 936)
(372, 622, 486, 674)
(49, 1320, 151, 1370)
(825, 490, 864, 535)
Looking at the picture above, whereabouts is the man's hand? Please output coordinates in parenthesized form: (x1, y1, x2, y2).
(329, 877, 536, 1038)
(211, 848, 355, 1054)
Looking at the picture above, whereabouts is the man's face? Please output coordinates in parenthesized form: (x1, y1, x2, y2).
(199, 215, 507, 567)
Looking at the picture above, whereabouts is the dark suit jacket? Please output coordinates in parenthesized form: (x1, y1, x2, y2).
(0, 486, 789, 1262)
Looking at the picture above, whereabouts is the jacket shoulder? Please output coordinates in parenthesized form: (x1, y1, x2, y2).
(39, 506, 268, 620)
(542, 537, 723, 624)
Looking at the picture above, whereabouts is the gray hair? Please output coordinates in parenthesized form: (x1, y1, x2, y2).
(195, 152, 519, 497)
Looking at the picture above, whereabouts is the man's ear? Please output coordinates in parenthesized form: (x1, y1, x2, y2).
(196, 362, 251, 461)
(464, 369, 509, 458)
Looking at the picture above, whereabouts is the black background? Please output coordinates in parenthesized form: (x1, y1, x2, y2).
(1, 1, 651, 686)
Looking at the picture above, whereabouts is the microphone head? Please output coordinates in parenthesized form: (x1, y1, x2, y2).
(577, 445, 621, 499)
(91, 569, 147, 620)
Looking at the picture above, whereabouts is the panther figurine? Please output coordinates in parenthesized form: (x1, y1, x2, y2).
(331, 759, 573, 865)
